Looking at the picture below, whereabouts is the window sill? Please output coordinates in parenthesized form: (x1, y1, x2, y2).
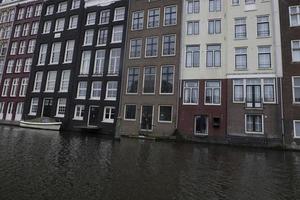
(182, 103, 198, 106)
(245, 132, 264, 135)
(76, 98, 86, 100)
(73, 118, 83, 121)
(28, 113, 37, 116)
(158, 120, 172, 124)
(89, 98, 101, 101)
(54, 115, 65, 118)
(102, 120, 114, 123)
(104, 98, 116, 101)
(204, 103, 221, 106)
(257, 36, 271, 39)
(124, 119, 136, 121)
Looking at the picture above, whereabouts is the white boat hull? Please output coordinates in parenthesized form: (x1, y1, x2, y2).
(19, 121, 62, 131)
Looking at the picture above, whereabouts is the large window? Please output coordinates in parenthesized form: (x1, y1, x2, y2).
(69, 15, 78, 29)
(45, 5, 54, 16)
(158, 106, 172, 123)
(233, 79, 244, 102)
(164, 5, 177, 26)
(86, 12, 96, 25)
(235, 47, 247, 70)
(71, 0, 81, 10)
(106, 81, 118, 100)
(293, 77, 300, 103)
(99, 10, 110, 25)
(19, 41, 26, 54)
(205, 81, 221, 105)
(235, 18, 246, 39)
(130, 39, 142, 58)
(27, 39, 36, 54)
(258, 46, 271, 69)
(64, 40, 75, 63)
(187, 21, 200, 35)
(1, 79, 10, 97)
(127, 67, 139, 94)
(38, 44, 48, 65)
(147, 8, 160, 28)
(208, 19, 221, 34)
(114, 7, 125, 21)
(24, 58, 32, 72)
(29, 98, 38, 116)
(186, 45, 200, 68)
(90, 81, 102, 100)
(49, 42, 61, 64)
(183, 81, 199, 104)
(162, 35, 176, 56)
(80, 51, 91, 75)
(45, 71, 57, 92)
(132, 11, 144, 30)
(124, 105, 136, 120)
(103, 107, 115, 123)
(292, 40, 300, 62)
(206, 44, 221, 67)
(56, 98, 67, 118)
(97, 29, 108, 46)
(43, 21, 52, 34)
(94, 50, 105, 75)
(10, 78, 19, 97)
(257, 16, 270, 37)
(73, 105, 84, 120)
(77, 81, 87, 99)
(289, 5, 300, 27)
(57, 2, 67, 13)
(143, 66, 156, 94)
(145, 37, 158, 57)
(160, 65, 174, 94)
(19, 78, 28, 97)
(83, 30, 94, 46)
(209, 0, 221, 12)
(294, 120, 300, 138)
(59, 70, 70, 92)
(31, 22, 39, 35)
(245, 114, 263, 134)
(108, 48, 121, 75)
(33, 72, 43, 92)
(111, 25, 123, 43)
(187, 0, 200, 14)
(15, 59, 22, 74)
(54, 18, 65, 32)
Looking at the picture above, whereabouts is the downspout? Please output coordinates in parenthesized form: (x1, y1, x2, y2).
(280, 77, 285, 148)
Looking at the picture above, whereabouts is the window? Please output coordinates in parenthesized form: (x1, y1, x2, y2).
(14, 25, 21, 38)
(187, 21, 200, 35)
(24, 58, 32, 72)
(258, 46, 271, 69)
(86, 12, 96, 25)
(38, 44, 48, 65)
(90, 81, 102, 100)
(124, 105, 136, 120)
(43, 21, 52, 34)
(235, 47, 247, 70)
(183, 81, 199, 104)
(132, 11, 144, 30)
(160, 65, 174, 94)
(71, 0, 81, 10)
(6, 60, 14, 73)
(257, 16, 270, 37)
(29, 98, 38, 116)
(18, 41, 26, 54)
(33, 72, 43, 92)
(108, 48, 121, 75)
(148, 8, 160, 28)
(26, 6, 33, 18)
(56, 98, 67, 117)
(77, 82, 87, 99)
(10, 79, 19, 97)
(74, 105, 84, 120)
(69, 15, 78, 29)
(46, 5, 54, 16)
(57, 2, 68, 13)
(80, 51, 91, 75)
(209, 0, 221, 12)
(83, 30, 94, 46)
(103, 107, 115, 123)
(235, 18, 246, 39)
(145, 37, 158, 57)
(17, 8, 25, 20)
(293, 77, 300, 103)
(45, 71, 57, 92)
(159, 106, 172, 123)
(245, 0, 255, 5)
(31, 22, 39, 35)
(2, 79, 10, 96)
(164, 5, 177, 26)
(94, 50, 105, 75)
(97, 29, 108, 46)
(186, 45, 200, 68)
(162, 35, 176, 56)
(106, 81, 118, 100)
(130, 39, 142, 58)
(263, 79, 275, 103)
(294, 121, 300, 138)
(194, 115, 208, 135)
(49, 42, 61, 64)
(0, 102, 4, 116)
(15, 59, 22, 73)
(10, 42, 17, 55)
(205, 81, 221, 105)
(127, 67, 139, 94)
(114, 7, 125, 21)
(59, 70, 70, 92)
(22, 23, 30, 36)
(34, 4, 42, 16)
(233, 79, 244, 102)
(208, 19, 221, 34)
(187, 0, 200, 14)
(246, 114, 263, 134)
(143, 66, 156, 94)
(289, 5, 300, 27)
(19, 78, 28, 97)
(54, 18, 65, 32)
(64, 40, 75, 63)
(292, 40, 300, 62)
(27, 39, 36, 53)
(207, 44, 221, 67)
(99, 10, 110, 24)
(111, 25, 123, 43)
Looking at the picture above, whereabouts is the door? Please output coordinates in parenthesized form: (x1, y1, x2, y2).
(14, 102, 23, 121)
(88, 106, 99, 126)
(43, 99, 53, 117)
(194, 115, 208, 136)
(246, 85, 261, 108)
(5, 102, 13, 121)
(141, 106, 153, 131)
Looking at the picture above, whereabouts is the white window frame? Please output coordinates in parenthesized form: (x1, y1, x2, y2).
(245, 114, 264, 135)
(293, 120, 300, 139)
(158, 105, 173, 123)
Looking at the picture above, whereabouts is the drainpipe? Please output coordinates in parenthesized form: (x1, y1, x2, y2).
(280, 77, 285, 148)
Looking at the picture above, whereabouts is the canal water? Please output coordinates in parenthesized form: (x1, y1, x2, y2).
(0, 126, 299, 200)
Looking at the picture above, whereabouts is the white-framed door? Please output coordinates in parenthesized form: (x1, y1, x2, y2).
(5, 102, 13, 121)
(88, 106, 100, 126)
(15, 102, 24, 121)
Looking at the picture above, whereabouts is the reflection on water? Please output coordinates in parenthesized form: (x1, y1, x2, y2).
(0, 126, 299, 200)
